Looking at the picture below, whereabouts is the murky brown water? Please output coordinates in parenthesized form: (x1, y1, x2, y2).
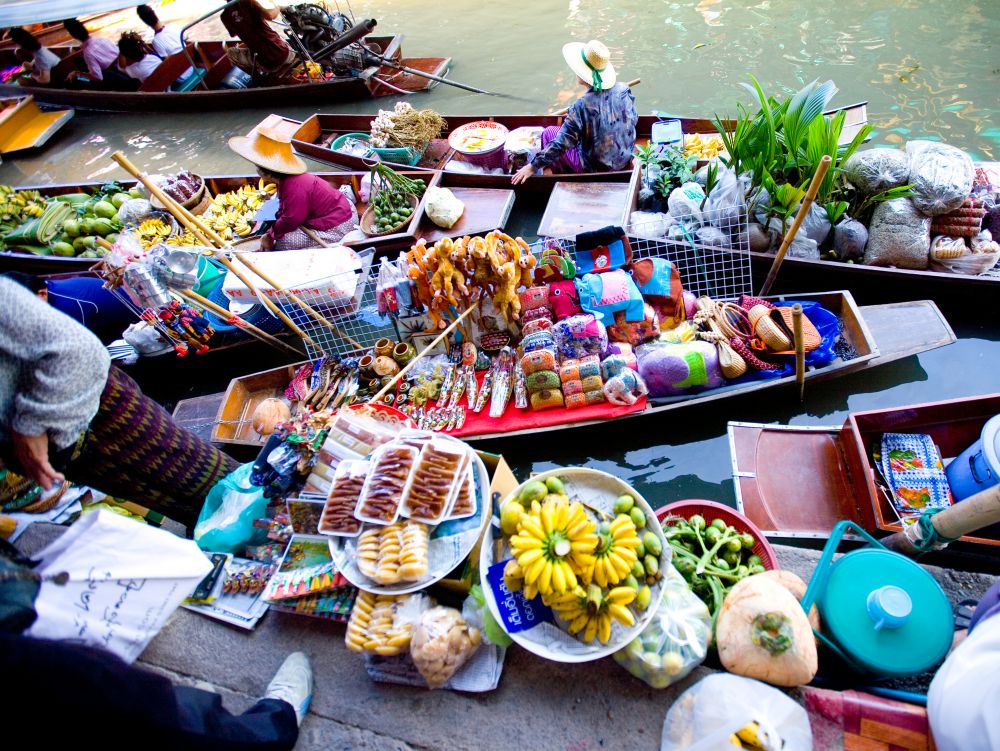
(1, 0, 998, 510)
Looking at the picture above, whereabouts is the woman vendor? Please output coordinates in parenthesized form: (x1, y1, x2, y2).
(228, 127, 359, 250)
(512, 39, 638, 184)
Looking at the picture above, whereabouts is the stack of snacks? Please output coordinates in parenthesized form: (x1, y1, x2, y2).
(356, 445, 417, 524)
(519, 289, 564, 412)
(356, 520, 431, 585)
(345, 591, 425, 655)
(401, 439, 468, 523)
(318, 460, 368, 536)
(559, 354, 605, 409)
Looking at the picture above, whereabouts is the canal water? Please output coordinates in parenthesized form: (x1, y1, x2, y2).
(1, 0, 998, 511)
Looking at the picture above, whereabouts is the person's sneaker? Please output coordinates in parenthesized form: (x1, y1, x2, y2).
(264, 652, 313, 725)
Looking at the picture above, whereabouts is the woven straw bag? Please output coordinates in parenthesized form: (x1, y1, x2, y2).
(748, 304, 793, 351)
(694, 297, 747, 379)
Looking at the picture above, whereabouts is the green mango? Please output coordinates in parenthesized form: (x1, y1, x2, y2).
(51, 241, 76, 257)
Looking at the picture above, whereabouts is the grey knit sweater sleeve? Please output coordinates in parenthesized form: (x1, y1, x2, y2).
(0, 276, 111, 448)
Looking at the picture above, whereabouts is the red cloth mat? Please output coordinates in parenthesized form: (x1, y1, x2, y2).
(447, 372, 646, 438)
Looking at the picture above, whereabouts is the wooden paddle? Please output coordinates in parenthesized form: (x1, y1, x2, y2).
(758, 155, 832, 296)
(549, 78, 641, 116)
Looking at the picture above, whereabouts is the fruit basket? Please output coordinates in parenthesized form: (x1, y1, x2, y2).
(656, 499, 779, 570)
(360, 194, 419, 237)
(480, 467, 671, 663)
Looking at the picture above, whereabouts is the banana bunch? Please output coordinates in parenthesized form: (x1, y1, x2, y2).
(0, 187, 47, 226)
(136, 217, 173, 248)
(581, 514, 643, 588)
(508, 497, 598, 599)
(547, 583, 637, 644)
(166, 229, 201, 247)
(201, 179, 275, 239)
(684, 133, 725, 160)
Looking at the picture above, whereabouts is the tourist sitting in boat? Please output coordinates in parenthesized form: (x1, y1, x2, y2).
(8, 27, 60, 85)
(228, 127, 358, 250)
(62, 19, 138, 90)
(511, 39, 638, 185)
(136, 4, 184, 57)
(116, 32, 162, 85)
(221, 0, 298, 83)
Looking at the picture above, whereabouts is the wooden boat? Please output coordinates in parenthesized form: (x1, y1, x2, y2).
(728, 392, 1000, 547)
(0, 169, 445, 275)
(207, 293, 955, 447)
(0, 95, 73, 154)
(264, 103, 870, 193)
(0, 36, 451, 112)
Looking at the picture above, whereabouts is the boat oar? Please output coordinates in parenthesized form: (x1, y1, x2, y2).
(110, 151, 315, 344)
(369, 305, 476, 404)
(793, 304, 805, 402)
(758, 155, 832, 296)
(881, 484, 1000, 555)
(549, 78, 641, 116)
(366, 51, 527, 100)
(178, 289, 306, 357)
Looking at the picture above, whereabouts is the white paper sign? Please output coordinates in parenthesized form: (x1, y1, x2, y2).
(27, 510, 212, 663)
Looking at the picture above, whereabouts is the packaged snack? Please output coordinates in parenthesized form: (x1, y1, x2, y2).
(318, 459, 369, 536)
(530, 389, 564, 411)
(397, 520, 430, 581)
(356, 445, 417, 524)
(525, 369, 561, 394)
(410, 606, 482, 688)
(345, 591, 428, 655)
(448, 464, 477, 520)
(520, 349, 557, 376)
(401, 440, 466, 523)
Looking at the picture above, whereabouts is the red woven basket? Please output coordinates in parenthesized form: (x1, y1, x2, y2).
(656, 499, 780, 571)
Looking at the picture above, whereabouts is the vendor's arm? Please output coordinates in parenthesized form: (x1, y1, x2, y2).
(268, 179, 309, 242)
(0, 278, 111, 451)
(530, 103, 584, 171)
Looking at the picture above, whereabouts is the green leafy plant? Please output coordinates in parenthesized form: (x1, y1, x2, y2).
(825, 200, 849, 225)
(701, 162, 720, 210)
(651, 145, 697, 198)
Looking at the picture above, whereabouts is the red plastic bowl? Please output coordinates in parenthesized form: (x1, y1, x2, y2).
(656, 499, 780, 571)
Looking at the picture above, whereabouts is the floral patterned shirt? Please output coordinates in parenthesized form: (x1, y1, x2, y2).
(531, 83, 638, 172)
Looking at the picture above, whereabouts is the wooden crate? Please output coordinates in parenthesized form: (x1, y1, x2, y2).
(211, 362, 306, 446)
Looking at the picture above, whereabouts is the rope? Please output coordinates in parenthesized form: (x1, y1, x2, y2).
(903, 508, 960, 553)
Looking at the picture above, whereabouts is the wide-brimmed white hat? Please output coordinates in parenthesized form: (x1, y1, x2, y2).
(562, 39, 617, 91)
(228, 127, 307, 175)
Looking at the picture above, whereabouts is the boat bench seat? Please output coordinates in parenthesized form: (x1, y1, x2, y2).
(139, 45, 205, 93)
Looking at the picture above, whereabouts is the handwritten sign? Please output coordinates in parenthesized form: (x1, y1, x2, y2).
(485, 559, 553, 634)
(28, 510, 211, 663)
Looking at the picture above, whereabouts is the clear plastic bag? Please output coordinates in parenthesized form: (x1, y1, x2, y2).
(843, 147, 910, 194)
(410, 605, 482, 688)
(668, 183, 705, 224)
(864, 198, 930, 269)
(661, 673, 813, 751)
(906, 140, 975, 216)
(703, 164, 745, 229)
(614, 565, 710, 688)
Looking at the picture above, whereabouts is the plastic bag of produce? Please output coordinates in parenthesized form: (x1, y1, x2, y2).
(833, 217, 867, 261)
(410, 606, 482, 688)
(863, 198, 931, 269)
(800, 202, 831, 245)
(906, 140, 974, 216)
(764, 218, 820, 260)
(424, 186, 465, 229)
(703, 164, 745, 229)
(660, 673, 812, 751)
(843, 147, 910, 194)
(668, 183, 705, 224)
(117, 198, 153, 225)
(614, 565, 710, 689)
(629, 210, 671, 238)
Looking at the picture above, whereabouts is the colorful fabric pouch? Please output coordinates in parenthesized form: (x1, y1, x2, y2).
(562, 379, 583, 397)
(631, 257, 685, 329)
(519, 286, 550, 312)
(879, 433, 954, 515)
(607, 303, 661, 346)
(575, 269, 644, 323)
(530, 389, 564, 411)
(525, 370, 561, 394)
(560, 356, 600, 384)
(552, 314, 608, 360)
(522, 306, 555, 324)
(575, 225, 632, 274)
(521, 330, 555, 353)
(521, 318, 553, 337)
(520, 349, 557, 376)
(565, 390, 605, 409)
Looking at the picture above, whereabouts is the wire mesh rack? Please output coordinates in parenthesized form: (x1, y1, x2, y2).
(270, 247, 398, 358)
(539, 204, 754, 302)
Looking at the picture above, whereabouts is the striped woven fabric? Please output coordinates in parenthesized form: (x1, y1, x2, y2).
(65, 367, 238, 527)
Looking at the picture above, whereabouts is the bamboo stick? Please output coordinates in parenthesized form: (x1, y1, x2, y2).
(793, 304, 805, 402)
(758, 155, 832, 296)
(882, 484, 1000, 555)
(178, 289, 306, 357)
(550, 78, 641, 116)
(369, 305, 476, 403)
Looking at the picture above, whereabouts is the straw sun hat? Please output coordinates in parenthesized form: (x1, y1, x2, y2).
(228, 127, 307, 175)
(562, 39, 617, 91)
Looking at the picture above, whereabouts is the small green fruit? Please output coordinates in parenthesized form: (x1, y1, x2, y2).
(544, 476, 565, 494)
(630, 507, 646, 529)
(518, 480, 547, 506)
(613, 494, 634, 514)
(636, 585, 652, 611)
(643, 554, 659, 577)
(643, 532, 663, 557)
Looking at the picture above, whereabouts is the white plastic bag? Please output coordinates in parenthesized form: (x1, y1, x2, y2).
(703, 164, 745, 229)
(410, 606, 482, 688)
(668, 183, 705, 224)
(424, 186, 465, 229)
(630, 210, 672, 238)
(661, 673, 812, 751)
(906, 140, 975, 216)
(843, 148, 910, 194)
(614, 565, 711, 688)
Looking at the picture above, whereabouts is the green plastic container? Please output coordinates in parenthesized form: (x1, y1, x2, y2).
(371, 143, 425, 167)
(801, 521, 953, 678)
(330, 132, 372, 155)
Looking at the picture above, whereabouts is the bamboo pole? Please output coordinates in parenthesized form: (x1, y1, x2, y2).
(178, 289, 306, 357)
(793, 304, 805, 402)
(758, 155, 832, 296)
(882, 484, 1000, 555)
(110, 151, 315, 343)
(369, 306, 477, 403)
(550, 78, 641, 116)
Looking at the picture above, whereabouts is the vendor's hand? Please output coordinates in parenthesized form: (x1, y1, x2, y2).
(511, 164, 535, 185)
(259, 233, 275, 251)
(12, 430, 64, 490)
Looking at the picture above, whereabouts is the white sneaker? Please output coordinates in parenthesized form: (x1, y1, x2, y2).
(264, 652, 313, 726)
